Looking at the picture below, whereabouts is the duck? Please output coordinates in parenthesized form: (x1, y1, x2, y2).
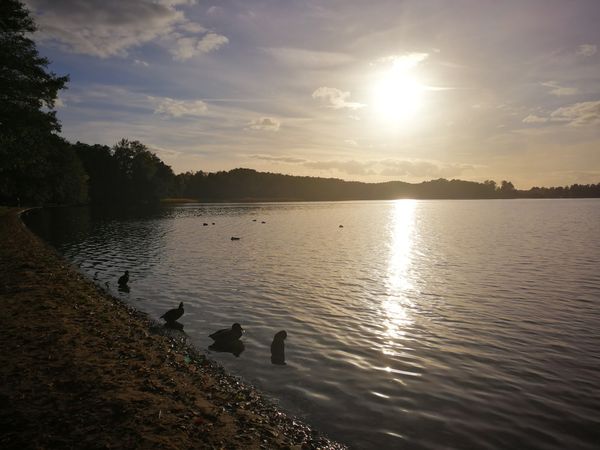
(160, 302, 184, 323)
(209, 323, 244, 344)
(118, 270, 129, 286)
(271, 330, 287, 365)
(231, 236, 241, 241)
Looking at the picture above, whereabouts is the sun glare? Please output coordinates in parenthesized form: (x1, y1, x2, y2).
(371, 66, 425, 124)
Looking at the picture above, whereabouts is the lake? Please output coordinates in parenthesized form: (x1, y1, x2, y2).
(24, 199, 600, 449)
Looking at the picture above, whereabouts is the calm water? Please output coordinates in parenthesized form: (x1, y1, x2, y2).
(25, 200, 600, 449)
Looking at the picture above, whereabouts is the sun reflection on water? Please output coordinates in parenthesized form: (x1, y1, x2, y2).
(382, 200, 417, 347)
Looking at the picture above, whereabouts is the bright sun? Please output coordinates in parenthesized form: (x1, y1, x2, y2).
(371, 68, 425, 124)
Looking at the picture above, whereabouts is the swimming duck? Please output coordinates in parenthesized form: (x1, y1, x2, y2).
(118, 270, 129, 286)
(271, 330, 287, 365)
(160, 302, 184, 323)
(209, 323, 244, 344)
(231, 236, 241, 241)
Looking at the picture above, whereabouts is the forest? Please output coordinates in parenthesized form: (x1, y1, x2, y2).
(1, 0, 599, 207)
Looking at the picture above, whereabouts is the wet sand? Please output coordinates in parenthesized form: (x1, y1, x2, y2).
(0, 208, 345, 449)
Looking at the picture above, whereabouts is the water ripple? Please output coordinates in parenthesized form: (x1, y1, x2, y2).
(24, 199, 600, 450)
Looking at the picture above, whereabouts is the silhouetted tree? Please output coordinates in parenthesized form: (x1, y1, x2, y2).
(0, 0, 86, 205)
(111, 139, 176, 205)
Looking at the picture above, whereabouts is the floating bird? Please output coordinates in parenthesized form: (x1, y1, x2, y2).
(209, 323, 244, 344)
(160, 302, 184, 323)
(339, 225, 344, 228)
(252, 219, 257, 222)
(271, 330, 287, 365)
(203, 223, 208, 226)
(261, 221, 266, 224)
(231, 236, 241, 241)
(118, 270, 129, 286)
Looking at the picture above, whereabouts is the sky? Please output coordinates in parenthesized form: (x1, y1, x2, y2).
(24, 0, 600, 188)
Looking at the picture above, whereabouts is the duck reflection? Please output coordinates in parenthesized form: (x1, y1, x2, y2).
(208, 339, 245, 357)
(164, 320, 184, 331)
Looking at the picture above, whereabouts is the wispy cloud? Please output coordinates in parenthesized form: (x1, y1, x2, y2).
(523, 101, 600, 127)
(151, 97, 208, 117)
(265, 48, 354, 68)
(246, 117, 281, 131)
(375, 52, 429, 70)
(541, 81, 578, 96)
(170, 33, 228, 60)
(250, 155, 473, 178)
(379, 159, 474, 178)
(551, 101, 600, 126)
(522, 114, 548, 124)
(251, 154, 306, 164)
(312, 87, 365, 110)
(576, 44, 597, 57)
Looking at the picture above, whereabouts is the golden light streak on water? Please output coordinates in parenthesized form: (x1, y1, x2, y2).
(382, 199, 417, 345)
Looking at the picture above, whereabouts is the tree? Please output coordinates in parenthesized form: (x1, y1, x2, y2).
(0, 0, 68, 133)
(111, 139, 176, 205)
(0, 0, 81, 205)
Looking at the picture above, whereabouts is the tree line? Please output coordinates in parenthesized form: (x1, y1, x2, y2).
(1, 0, 599, 207)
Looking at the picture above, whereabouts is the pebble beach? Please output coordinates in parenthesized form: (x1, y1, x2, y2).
(0, 208, 345, 449)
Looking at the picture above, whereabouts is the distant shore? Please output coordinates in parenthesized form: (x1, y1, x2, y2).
(0, 208, 345, 449)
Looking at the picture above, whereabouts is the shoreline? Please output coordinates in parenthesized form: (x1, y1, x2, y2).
(0, 208, 345, 449)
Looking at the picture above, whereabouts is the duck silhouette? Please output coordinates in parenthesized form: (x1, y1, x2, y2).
(160, 302, 184, 324)
(209, 323, 243, 344)
(271, 330, 287, 365)
(118, 270, 129, 287)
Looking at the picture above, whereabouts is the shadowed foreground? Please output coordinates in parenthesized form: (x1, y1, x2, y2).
(0, 209, 344, 449)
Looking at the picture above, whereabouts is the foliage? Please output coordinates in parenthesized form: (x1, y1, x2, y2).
(0, 0, 68, 134)
(75, 139, 176, 205)
(0, 0, 81, 206)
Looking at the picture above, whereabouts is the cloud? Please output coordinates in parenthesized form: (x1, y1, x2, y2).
(576, 44, 597, 57)
(541, 81, 578, 96)
(168, 32, 228, 60)
(178, 21, 206, 33)
(159, 0, 196, 5)
(151, 97, 208, 117)
(375, 52, 429, 70)
(246, 117, 281, 131)
(550, 101, 600, 126)
(265, 48, 354, 68)
(197, 32, 228, 53)
(251, 154, 306, 164)
(26, 0, 226, 60)
(379, 159, 473, 178)
(206, 6, 223, 16)
(303, 160, 375, 176)
(522, 114, 548, 124)
(249, 154, 474, 179)
(312, 87, 365, 110)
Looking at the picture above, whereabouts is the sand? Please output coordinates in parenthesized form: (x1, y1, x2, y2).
(0, 208, 345, 449)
